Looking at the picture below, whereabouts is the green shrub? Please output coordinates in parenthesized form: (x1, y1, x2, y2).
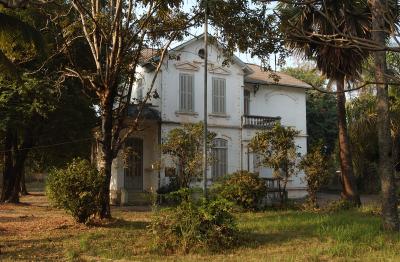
(149, 189, 237, 254)
(156, 177, 180, 195)
(46, 158, 104, 223)
(323, 199, 356, 213)
(299, 143, 331, 209)
(211, 170, 267, 210)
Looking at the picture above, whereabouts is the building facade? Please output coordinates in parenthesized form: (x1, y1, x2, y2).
(109, 35, 310, 204)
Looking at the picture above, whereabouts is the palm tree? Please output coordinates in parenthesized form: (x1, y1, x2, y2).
(278, 1, 372, 206)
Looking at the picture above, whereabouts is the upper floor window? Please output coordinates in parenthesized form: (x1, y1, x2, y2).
(244, 89, 250, 115)
(179, 73, 194, 112)
(212, 138, 228, 179)
(212, 77, 226, 114)
(137, 79, 144, 102)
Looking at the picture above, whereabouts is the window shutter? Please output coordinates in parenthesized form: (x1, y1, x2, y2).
(212, 78, 226, 114)
(212, 139, 228, 179)
(179, 74, 194, 112)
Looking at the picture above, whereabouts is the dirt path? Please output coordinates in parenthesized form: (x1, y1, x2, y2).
(0, 193, 88, 261)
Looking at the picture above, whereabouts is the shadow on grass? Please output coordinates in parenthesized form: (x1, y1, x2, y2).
(92, 218, 150, 230)
(1, 235, 74, 260)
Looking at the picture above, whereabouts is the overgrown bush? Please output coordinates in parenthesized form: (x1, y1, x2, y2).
(323, 199, 355, 213)
(299, 144, 331, 209)
(46, 158, 104, 223)
(156, 177, 180, 195)
(211, 170, 267, 210)
(149, 189, 237, 254)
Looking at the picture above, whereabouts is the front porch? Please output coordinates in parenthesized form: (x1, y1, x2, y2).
(110, 105, 161, 205)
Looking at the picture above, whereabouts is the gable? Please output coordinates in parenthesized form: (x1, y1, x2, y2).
(174, 62, 199, 71)
(171, 35, 252, 75)
(209, 66, 231, 75)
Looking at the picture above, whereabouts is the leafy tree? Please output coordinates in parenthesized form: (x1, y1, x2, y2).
(0, 4, 53, 202)
(347, 94, 380, 193)
(278, 1, 370, 206)
(0, 75, 56, 202)
(0, 4, 96, 202)
(0, 7, 45, 77)
(161, 123, 216, 188)
(249, 123, 300, 204)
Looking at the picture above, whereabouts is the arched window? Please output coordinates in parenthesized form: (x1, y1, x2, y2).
(212, 138, 228, 179)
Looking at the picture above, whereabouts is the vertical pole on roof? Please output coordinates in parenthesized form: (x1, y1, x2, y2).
(203, 0, 208, 200)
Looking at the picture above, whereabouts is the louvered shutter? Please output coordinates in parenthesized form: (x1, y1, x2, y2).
(212, 78, 226, 114)
(179, 74, 194, 112)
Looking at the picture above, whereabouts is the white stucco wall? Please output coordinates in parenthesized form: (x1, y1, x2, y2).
(244, 84, 308, 134)
(113, 37, 309, 200)
(110, 121, 160, 194)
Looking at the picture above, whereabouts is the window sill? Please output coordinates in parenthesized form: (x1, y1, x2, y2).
(209, 113, 230, 118)
(175, 111, 199, 117)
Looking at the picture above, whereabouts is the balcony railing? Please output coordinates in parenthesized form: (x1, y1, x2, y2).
(242, 115, 281, 129)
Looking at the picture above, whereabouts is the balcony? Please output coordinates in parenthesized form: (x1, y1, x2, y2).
(241, 115, 281, 129)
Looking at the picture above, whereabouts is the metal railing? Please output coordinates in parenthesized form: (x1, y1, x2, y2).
(241, 115, 281, 129)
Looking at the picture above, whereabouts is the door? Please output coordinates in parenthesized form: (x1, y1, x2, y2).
(124, 138, 143, 192)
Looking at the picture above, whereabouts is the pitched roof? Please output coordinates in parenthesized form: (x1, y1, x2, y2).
(245, 64, 311, 89)
(140, 48, 159, 64)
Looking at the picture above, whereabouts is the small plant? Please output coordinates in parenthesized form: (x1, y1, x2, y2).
(46, 158, 104, 223)
(156, 177, 180, 195)
(161, 122, 216, 188)
(211, 171, 267, 210)
(323, 199, 355, 213)
(299, 144, 331, 209)
(149, 189, 237, 254)
(249, 123, 301, 204)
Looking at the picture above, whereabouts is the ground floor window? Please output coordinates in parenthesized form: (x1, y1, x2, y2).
(212, 138, 228, 179)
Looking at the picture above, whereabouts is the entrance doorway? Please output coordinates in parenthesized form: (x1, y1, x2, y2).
(124, 138, 143, 192)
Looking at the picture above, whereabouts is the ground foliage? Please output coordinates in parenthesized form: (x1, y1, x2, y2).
(211, 171, 267, 210)
(46, 158, 104, 223)
(300, 143, 332, 209)
(149, 189, 237, 254)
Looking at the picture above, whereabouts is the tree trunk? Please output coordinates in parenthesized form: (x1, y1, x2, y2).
(20, 168, 28, 196)
(370, 0, 399, 231)
(98, 97, 114, 219)
(336, 76, 361, 206)
(1, 128, 33, 203)
(1, 129, 16, 202)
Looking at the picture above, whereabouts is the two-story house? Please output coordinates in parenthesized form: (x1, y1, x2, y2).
(109, 35, 311, 205)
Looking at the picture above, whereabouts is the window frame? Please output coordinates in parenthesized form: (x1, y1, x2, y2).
(179, 73, 195, 112)
(212, 77, 226, 114)
(211, 138, 228, 180)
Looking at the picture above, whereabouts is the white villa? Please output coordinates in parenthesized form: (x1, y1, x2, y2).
(109, 35, 311, 205)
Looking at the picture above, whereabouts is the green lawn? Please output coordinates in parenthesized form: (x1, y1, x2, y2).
(1, 195, 400, 261)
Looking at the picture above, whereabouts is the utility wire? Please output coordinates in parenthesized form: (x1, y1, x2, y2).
(0, 137, 93, 153)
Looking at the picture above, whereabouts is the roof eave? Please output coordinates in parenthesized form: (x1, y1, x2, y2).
(244, 80, 312, 89)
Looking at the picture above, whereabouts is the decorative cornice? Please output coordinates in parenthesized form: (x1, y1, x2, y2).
(174, 62, 199, 71)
